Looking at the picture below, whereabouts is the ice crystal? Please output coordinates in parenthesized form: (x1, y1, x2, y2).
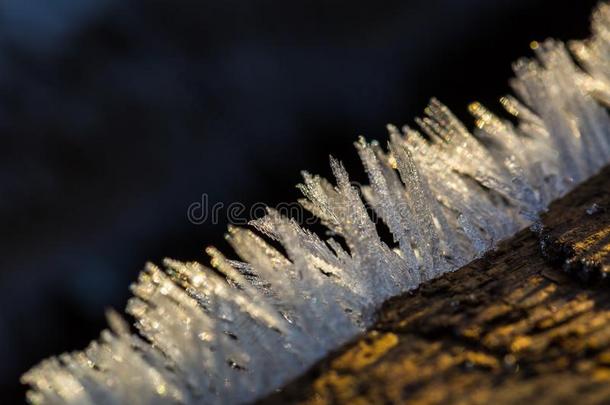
(22, 3, 610, 404)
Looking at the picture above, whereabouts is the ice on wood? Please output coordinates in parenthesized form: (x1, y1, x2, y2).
(22, 4, 610, 404)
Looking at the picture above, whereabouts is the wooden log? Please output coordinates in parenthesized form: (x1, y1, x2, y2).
(260, 165, 610, 404)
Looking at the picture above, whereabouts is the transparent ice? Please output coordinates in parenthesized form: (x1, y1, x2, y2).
(22, 4, 610, 404)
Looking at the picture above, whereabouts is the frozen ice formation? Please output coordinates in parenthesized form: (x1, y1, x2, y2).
(22, 3, 610, 404)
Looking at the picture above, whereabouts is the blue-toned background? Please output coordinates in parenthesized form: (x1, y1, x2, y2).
(0, 0, 598, 401)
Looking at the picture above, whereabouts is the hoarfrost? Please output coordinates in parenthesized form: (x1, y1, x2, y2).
(22, 4, 610, 404)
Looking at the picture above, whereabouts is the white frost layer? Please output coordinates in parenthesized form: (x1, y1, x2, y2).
(22, 4, 610, 404)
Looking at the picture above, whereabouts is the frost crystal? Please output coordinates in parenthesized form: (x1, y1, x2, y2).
(22, 4, 610, 404)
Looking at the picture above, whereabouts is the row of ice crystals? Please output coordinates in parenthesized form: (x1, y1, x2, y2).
(23, 4, 610, 404)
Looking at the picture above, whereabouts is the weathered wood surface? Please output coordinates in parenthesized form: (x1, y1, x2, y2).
(261, 165, 610, 405)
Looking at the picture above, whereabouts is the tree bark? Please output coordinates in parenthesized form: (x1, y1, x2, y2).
(260, 165, 610, 405)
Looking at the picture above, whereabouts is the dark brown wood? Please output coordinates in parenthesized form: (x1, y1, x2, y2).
(260, 166, 610, 405)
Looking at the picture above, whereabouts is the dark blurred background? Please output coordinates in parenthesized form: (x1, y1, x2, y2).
(0, 0, 600, 401)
